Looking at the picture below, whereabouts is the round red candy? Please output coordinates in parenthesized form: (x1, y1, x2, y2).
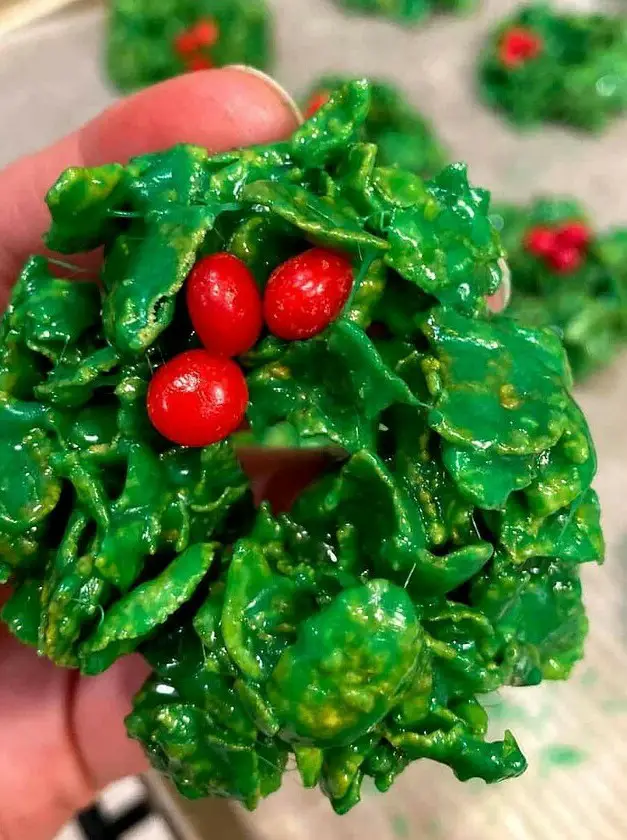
(147, 350, 248, 447)
(556, 221, 590, 251)
(192, 19, 219, 47)
(187, 55, 213, 72)
(174, 30, 199, 56)
(546, 246, 583, 275)
(186, 253, 262, 357)
(264, 248, 354, 341)
(524, 226, 556, 257)
(499, 27, 542, 69)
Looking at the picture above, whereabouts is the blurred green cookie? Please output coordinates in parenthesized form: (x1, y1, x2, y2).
(493, 198, 627, 380)
(333, 0, 477, 24)
(479, 4, 627, 131)
(107, 0, 272, 93)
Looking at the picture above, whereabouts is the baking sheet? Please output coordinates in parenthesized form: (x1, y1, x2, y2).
(2, 2, 627, 839)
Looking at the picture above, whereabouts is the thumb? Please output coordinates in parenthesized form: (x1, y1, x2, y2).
(0, 66, 301, 304)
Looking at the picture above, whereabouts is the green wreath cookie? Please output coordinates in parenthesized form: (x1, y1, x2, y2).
(0, 82, 603, 814)
(333, 0, 476, 24)
(303, 77, 448, 179)
(479, 4, 627, 131)
(107, 0, 272, 93)
(492, 199, 627, 380)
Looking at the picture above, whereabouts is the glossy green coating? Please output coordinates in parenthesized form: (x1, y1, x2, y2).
(2, 579, 43, 647)
(492, 199, 627, 380)
(268, 580, 421, 746)
(79, 542, 217, 675)
(333, 0, 477, 25)
(0, 82, 603, 814)
(479, 5, 627, 131)
(107, 0, 272, 93)
(303, 78, 448, 179)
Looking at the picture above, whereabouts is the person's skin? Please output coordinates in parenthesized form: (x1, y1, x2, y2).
(0, 66, 301, 840)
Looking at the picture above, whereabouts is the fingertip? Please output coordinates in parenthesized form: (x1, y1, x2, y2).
(74, 654, 151, 789)
(226, 66, 303, 124)
(79, 67, 301, 165)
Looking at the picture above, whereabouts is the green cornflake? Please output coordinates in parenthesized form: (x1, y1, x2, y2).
(302, 78, 447, 178)
(1, 579, 43, 647)
(333, 0, 477, 25)
(267, 580, 421, 746)
(0, 82, 602, 814)
(107, 0, 272, 94)
(479, 5, 627, 132)
(423, 306, 570, 455)
(247, 320, 418, 451)
(79, 543, 217, 675)
(492, 199, 627, 380)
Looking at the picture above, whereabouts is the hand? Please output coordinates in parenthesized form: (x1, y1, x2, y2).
(0, 67, 300, 840)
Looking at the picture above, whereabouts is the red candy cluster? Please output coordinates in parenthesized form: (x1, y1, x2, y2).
(148, 248, 354, 446)
(499, 27, 543, 69)
(174, 18, 219, 72)
(524, 221, 591, 274)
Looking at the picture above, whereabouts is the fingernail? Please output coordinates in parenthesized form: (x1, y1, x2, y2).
(497, 257, 512, 308)
(226, 65, 303, 123)
(488, 258, 512, 313)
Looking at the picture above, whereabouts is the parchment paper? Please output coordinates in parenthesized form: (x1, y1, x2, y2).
(1, 2, 627, 838)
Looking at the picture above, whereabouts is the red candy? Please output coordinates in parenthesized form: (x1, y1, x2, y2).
(147, 350, 248, 447)
(174, 18, 219, 72)
(187, 55, 213, 72)
(524, 220, 590, 275)
(546, 247, 583, 275)
(499, 27, 543, 69)
(264, 248, 354, 341)
(174, 30, 199, 56)
(186, 253, 263, 357)
(556, 221, 590, 251)
(192, 19, 219, 47)
(524, 226, 556, 257)
(305, 90, 331, 118)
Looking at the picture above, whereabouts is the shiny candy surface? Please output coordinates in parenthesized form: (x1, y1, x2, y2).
(264, 248, 354, 340)
(186, 253, 263, 357)
(147, 350, 248, 446)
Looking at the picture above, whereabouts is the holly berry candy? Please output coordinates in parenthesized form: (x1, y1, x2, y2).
(174, 29, 199, 57)
(499, 27, 542, 69)
(174, 18, 219, 73)
(546, 246, 583, 275)
(524, 226, 556, 257)
(264, 248, 354, 341)
(187, 55, 213, 72)
(186, 253, 263, 357)
(192, 19, 219, 48)
(556, 221, 590, 251)
(147, 349, 248, 447)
